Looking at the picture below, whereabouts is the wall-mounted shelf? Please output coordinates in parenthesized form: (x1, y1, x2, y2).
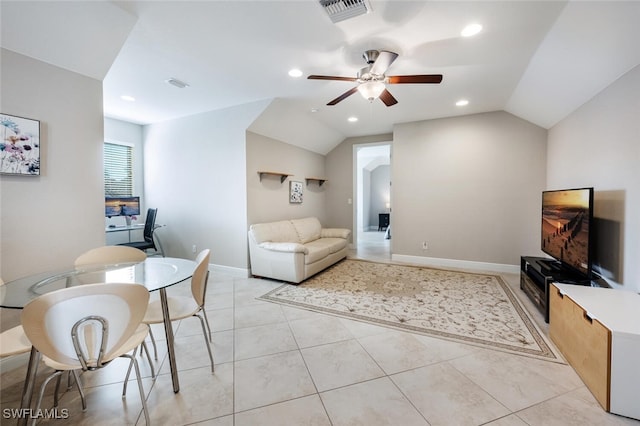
(305, 177, 327, 186)
(258, 171, 291, 183)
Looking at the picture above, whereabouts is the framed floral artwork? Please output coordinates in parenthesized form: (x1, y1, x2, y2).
(1, 113, 40, 175)
(289, 180, 303, 203)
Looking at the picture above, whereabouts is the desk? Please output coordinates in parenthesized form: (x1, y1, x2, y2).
(106, 224, 166, 256)
(105, 223, 145, 242)
(1, 256, 196, 413)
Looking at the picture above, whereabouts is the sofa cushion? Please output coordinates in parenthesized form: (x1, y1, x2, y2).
(320, 228, 351, 239)
(250, 220, 300, 244)
(304, 243, 330, 264)
(315, 237, 347, 254)
(291, 217, 322, 244)
(258, 242, 308, 254)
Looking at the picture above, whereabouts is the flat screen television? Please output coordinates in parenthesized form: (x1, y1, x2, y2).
(541, 187, 594, 279)
(105, 196, 140, 217)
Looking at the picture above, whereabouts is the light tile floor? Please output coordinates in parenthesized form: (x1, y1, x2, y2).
(1, 232, 637, 425)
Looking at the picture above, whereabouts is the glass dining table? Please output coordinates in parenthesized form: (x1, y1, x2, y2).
(1, 256, 196, 419)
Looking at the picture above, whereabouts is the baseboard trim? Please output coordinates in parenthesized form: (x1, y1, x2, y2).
(0, 352, 29, 373)
(210, 263, 250, 278)
(391, 254, 519, 275)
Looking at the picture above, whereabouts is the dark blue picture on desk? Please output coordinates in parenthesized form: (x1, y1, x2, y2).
(105, 196, 140, 217)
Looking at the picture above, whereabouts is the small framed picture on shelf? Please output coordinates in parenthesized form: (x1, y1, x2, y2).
(289, 180, 303, 204)
(1, 113, 41, 176)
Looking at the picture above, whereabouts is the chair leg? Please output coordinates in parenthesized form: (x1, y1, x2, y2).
(121, 353, 150, 425)
(141, 341, 156, 379)
(202, 309, 213, 342)
(54, 374, 62, 407)
(123, 342, 154, 398)
(122, 357, 133, 397)
(195, 314, 215, 372)
(32, 371, 63, 426)
(72, 370, 87, 411)
(153, 234, 165, 257)
(66, 370, 73, 390)
(55, 370, 86, 411)
(147, 327, 158, 360)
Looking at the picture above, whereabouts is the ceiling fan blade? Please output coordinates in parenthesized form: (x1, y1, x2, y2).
(379, 89, 398, 107)
(327, 87, 359, 106)
(308, 75, 358, 82)
(387, 74, 443, 84)
(369, 51, 399, 76)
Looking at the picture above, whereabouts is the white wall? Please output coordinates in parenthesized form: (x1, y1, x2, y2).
(0, 49, 105, 282)
(142, 100, 269, 273)
(362, 169, 371, 230)
(246, 131, 326, 226)
(547, 65, 640, 291)
(369, 165, 390, 228)
(392, 111, 547, 270)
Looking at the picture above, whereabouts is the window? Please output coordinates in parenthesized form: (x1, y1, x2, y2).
(104, 142, 133, 196)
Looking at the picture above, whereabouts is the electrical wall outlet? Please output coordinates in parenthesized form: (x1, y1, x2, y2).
(422, 241, 428, 250)
(192, 244, 197, 253)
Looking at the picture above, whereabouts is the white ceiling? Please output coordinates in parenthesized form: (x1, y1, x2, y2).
(2, 1, 639, 155)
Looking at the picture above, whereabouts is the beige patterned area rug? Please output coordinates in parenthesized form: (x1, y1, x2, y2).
(258, 259, 563, 363)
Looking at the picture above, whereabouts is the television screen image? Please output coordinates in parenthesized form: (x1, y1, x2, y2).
(105, 196, 140, 217)
(541, 188, 593, 277)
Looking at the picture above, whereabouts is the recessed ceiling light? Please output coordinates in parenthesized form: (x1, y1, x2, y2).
(120, 95, 135, 102)
(310, 108, 319, 113)
(348, 116, 358, 122)
(456, 99, 469, 107)
(461, 23, 482, 37)
(288, 68, 303, 78)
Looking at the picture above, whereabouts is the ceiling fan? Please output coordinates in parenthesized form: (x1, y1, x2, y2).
(308, 50, 443, 107)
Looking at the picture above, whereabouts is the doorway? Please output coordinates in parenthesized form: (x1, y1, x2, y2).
(353, 143, 391, 262)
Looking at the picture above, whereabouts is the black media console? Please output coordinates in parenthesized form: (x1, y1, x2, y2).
(520, 256, 592, 323)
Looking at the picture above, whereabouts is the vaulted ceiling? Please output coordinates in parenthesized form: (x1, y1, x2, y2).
(2, 1, 639, 154)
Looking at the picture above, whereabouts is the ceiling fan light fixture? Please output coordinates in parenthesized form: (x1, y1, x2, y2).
(358, 81, 385, 101)
(461, 23, 483, 37)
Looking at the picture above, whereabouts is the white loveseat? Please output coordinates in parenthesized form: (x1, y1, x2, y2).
(248, 217, 351, 283)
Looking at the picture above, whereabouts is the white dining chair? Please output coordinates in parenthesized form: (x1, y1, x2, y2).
(75, 246, 155, 377)
(0, 278, 33, 358)
(74, 245, 147, 267)
(1, 277, 89, 420)
(21, 283, 151, 425)
(142, 249, 214, 371)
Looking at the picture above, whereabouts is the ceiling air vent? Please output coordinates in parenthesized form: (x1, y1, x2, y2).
(319, 0, 372, 23)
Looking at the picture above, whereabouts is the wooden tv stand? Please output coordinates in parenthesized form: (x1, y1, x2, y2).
(550, 283, 640, 420)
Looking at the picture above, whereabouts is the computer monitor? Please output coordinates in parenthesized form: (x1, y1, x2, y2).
(105, 196, 140, 217)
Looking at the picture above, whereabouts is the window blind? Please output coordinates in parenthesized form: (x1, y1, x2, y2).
(104, 142, 133, 196)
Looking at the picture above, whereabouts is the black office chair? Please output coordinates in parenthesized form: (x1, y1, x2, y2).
(119, 208, 165, 257)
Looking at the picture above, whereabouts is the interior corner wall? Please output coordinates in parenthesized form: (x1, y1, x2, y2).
(392, 111, 547, 267)
(141, 100, 269, 271)
(0, 49, 105, 283)
(547, 65, 640, 291)
(246, 131, 326, 226)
